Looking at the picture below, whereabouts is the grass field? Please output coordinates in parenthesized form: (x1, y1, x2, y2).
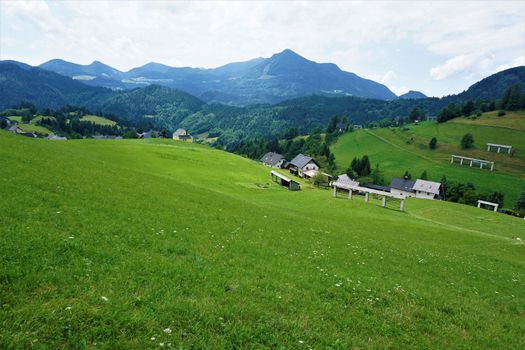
(79, 115, 117, 126)
(0, 131, 524, 349)
(332, 111, 525, 207)
(16, 123, 54, 135)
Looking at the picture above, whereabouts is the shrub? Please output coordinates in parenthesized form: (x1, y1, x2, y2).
(460, 133, 474, 149)
(497, 110, 506, 117)
(429, 137, 437, 150)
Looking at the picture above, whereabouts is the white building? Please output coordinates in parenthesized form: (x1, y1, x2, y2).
(289, 154, 319, 178)
(389, 178, 416, 198)
(172, 128, 193, 142)
(260, 152, 287, 168)
(412, 179, 441, 199)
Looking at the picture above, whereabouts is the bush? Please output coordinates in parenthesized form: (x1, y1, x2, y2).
(497, 110, 506, 116)
(429, 137, 437, 150)
(460, 133, 474, 149)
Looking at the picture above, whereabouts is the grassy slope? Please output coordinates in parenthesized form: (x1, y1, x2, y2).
(80, 115, 117, 126)
(1, 131, 524, 349)
(332, 111, 525, 207)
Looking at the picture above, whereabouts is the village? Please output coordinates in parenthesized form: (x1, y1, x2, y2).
(261, 144, 507, 214)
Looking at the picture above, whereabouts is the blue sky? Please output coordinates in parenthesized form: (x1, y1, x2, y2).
(1, 0, 524, 97)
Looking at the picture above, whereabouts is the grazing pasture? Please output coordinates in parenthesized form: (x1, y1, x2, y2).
(332, 111, 525, 207)
(0, 131, 523, 349)
(79, 115, 117, 126)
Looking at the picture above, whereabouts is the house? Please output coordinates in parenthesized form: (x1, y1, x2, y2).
(427, 116, 438, 122)
(18, 132, 38, 138)
(336, 122, 348, 133)
(47, 134, 67, 140)
(289, 154, 319, 178)
(412, 179, 441, 199)
(353, 124, 363, 129)
(333, 174, 359, 187)
(173, 128, 193, 142)
(363, 183, 391, 192)
(270, 170, 301, 191)
(389, 178, 416, 198)
(260, 152, 287, 168)
(6, 125, 20, 132)
(137, 130, 159, 139)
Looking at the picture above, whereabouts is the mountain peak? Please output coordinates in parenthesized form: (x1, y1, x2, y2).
(399, 90, 427, 99)
(271, 49, 307, 61)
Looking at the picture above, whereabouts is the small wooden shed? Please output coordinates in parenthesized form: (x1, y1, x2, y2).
(271, 170, 301, 191)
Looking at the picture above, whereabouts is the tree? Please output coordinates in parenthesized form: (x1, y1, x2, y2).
(506, 84, 522, 110)
(403, 170, 412, 180)
(346, 167, 356, 179)
(460, 133, 474, 149)
(326, 116, 339, 134)
(429, 137, 437, 150)
(461, 101, 475, 116)
(360, 155, 371, 176)
(123, 129, 138, 139)
(0, 119, 7, 129)
(420, 170, 428, 180)
(515, 192, 525, 214)
(409, 108, 421, 122)
(283, 127, 298, 140)
(371, 163, 385, 185)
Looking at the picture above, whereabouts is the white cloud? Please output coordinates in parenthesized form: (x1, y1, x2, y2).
(430, 52, 495, 80)
(380, 71, 397, 85)
(0, 0, 523, 96)
(496, 56, 525, 72)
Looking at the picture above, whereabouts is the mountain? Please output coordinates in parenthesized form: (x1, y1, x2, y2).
(399, 90, 427, 99)
(37, 50, 397, 104)
(453, 66, 525, 102)
(2, 61, 524, 148)
(0, 61, 113, 109)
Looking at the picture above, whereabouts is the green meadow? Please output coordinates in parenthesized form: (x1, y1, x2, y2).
(0, 131, 524, 349)
(332, 111, 525, 207)
(79, 115, 118, 126)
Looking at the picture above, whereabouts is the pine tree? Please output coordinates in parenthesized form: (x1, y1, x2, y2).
(360, 155, 371, 176)
(420, 170, 428, 180)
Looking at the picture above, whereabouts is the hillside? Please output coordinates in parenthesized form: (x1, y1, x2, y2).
(331, 111, 525, 207)
(0, 131, 523, 348)
(2, 61, 525, 147)
(39, 49, 397, 104)
(399, 90, 427, 99)
(452, 66, 525, 102)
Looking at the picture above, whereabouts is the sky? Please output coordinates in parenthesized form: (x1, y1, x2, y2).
(0, 0, 524, 97)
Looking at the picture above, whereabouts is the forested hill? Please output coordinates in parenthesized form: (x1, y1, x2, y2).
(449, 66, 525, 102)
(1, 61, 525, 146)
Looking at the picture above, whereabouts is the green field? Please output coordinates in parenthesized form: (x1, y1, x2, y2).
(80, 115, 117, 126)
(1, 131, 524, 349)
(17, 123, 54, 135)
(332, 111, 525, 207)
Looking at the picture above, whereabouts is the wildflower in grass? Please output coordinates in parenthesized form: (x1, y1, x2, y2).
(151, 337, 156, 341)
(163, 328, 172, 334)
(101, 296, 109, 301)
(299, 340, 304, 344)
(56, 211, 61, 214)
(65, 306, 72, 310)
(159, 342, 165, 347)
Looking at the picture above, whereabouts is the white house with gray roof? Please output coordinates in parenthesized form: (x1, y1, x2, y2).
(260, 152, 287, 168)
(412, 179, 441, 199)
(389, 178, 416, 198)
(289, 154, 319, 178)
